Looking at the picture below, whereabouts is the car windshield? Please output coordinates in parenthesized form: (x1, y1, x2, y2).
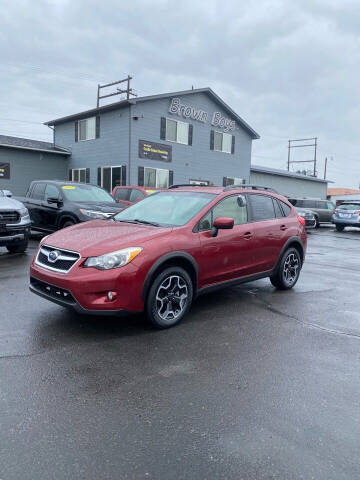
(113, 191, 216, 226)
(338, 203, 360, 210)
(61, 184, 115, 202)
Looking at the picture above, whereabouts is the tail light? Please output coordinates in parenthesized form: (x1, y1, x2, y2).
(298, 216, 306, 226)
(332, 209, 337, 214)
(354, 210, 360, 215)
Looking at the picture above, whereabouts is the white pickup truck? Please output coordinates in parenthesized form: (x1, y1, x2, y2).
(0, 190, 31, 253)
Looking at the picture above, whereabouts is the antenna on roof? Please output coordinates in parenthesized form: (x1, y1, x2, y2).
(97, 76, 137, 107)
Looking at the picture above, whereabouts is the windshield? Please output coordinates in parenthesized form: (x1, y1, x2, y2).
(338, 203, 360, 210)
(113, 191, 215, 226)
(61, 184, 115, 203)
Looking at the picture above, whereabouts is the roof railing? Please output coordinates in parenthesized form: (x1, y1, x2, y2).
(223, 184, 278, 193)
(168, 184, 210, 189)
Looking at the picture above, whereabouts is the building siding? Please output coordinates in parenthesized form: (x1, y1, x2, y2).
(250, 170, 328, 199)
(53, 91, 254, 188)
(0, 147, 68, 196)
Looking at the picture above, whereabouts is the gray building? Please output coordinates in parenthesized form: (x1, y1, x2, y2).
(250, 165, 330, 199)
(45, 88, 259, 191)
(0, 135, 70, 195)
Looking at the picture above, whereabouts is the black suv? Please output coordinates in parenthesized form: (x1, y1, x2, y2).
(18, 181, 127, 233)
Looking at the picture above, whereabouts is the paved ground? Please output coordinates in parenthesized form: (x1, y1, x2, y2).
(1, 228, 360, 480)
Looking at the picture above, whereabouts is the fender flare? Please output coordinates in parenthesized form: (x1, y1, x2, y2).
(141, 251, 199, 301)
(272, 236, 304, 275)
(57, 213, 79, 228)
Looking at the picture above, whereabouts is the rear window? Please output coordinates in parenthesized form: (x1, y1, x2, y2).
(280, 202, 291, 216)
(114, 188, 130, 201)
(338, 203, 360, 210)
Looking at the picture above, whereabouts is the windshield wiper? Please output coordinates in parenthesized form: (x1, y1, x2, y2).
(114, 218, 161, 227)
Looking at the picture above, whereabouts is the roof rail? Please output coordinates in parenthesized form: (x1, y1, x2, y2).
(223, 184, 278, 193)
(168, 183, 210, 189)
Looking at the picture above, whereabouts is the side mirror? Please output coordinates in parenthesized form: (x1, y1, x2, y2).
(237, 195, 246, 207)
(211, 217, 234, 237)
(47, 197, 62, 205)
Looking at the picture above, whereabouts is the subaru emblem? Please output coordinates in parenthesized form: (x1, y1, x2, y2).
(48, 250, 60, 263)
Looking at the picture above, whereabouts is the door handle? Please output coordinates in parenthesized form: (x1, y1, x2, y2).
(280, 224, 287, 231)
(243, 231, 253, 239)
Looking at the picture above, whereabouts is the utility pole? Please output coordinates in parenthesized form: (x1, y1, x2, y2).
(324, 157, 327, 180)
(97, 76, 137, 107)
(287, 137, 318, 176)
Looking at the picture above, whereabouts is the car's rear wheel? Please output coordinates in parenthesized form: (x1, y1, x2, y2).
(315, 216, 320, 228)
(270, 247, 301, 290)
(6, 241, 28, 254)
(146, 267, 193, 329)
(336, 225, 344, 232)
(62, 220, 75, 229)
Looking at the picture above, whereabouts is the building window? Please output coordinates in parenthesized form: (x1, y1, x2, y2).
(166, 118, 189, 145)
(189, 179, 210, 186)
(214, 131, 232, 153)
(78, 117, 96, 141)
(98, 166, 123, 192)
(71, 168, 87, 183)
(144, 167, 169, 188)
(223, 177, 244, 186)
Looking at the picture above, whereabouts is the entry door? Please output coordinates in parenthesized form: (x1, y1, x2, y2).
(197, 195, 256, 288)
(101, 166, 122, 193)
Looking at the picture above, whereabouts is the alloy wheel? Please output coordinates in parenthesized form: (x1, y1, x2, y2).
(155, 275, 188, 322)
(283, 253, 300, 285)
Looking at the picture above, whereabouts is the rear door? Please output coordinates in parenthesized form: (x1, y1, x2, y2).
(197, 194, 256, 286)
(25, 183, 46, 229)
(247, 194, 286, 273)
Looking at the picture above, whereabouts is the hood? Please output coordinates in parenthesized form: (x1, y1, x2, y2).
(44, 219, 171, 257)
(73, 201, 123, 213)
(0, 196, 25, 211)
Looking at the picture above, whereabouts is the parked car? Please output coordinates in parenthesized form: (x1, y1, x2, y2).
(17, 180, 128, 233)
(30, 185, 307, 329)
(112, 185, 164, 205)
(288, 198, 335, 227)
(293, 207, 316, 229)
(0, 189, 31, 253)
(332, 201, 360, 231)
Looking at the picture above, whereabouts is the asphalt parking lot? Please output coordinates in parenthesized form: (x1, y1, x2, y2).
(1, 228, 360, 480)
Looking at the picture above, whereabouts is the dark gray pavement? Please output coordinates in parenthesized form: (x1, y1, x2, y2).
(1, 229, 360, 479)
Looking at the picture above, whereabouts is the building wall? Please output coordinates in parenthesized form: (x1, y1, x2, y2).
(250, 170, 328, 199)
(54, 92, 254, 187)
(0, 147, 68, 196)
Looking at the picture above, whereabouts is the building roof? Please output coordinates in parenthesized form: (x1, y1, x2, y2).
(327, 188, 360, 196)
(44, 87, 260, 139)
(0, 135, 71, 155)
(251, 165, 331, 184)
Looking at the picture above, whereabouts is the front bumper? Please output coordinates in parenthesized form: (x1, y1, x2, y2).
(0, 222, 31, 246)
(30, 257, 145, 314)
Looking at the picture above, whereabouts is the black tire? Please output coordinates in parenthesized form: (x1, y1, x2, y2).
(270, 247, 301, 290)
(315, 217, 320, 228)
(146, 267, 193, 329)
(61, 220, 75, 229)
(336, 225, 344, 232)
(6, 241, 28, 254)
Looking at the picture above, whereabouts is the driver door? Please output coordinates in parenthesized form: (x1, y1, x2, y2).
(41, 184, 62, 231)
(197, 195, 256, 288)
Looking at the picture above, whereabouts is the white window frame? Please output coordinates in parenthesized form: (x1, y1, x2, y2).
(214, 130, 232, 154)
(144, 167, 169, 188)
(225, 177, 244, 186)
(71, 168, 87, 183)
(99, 165, 122, 192)
(165, 118, 189, 145)
(78, 117, 96, 141)
(189, 179, 210, 186)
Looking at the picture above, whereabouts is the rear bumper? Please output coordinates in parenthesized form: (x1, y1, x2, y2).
(332, 217, 360, 227)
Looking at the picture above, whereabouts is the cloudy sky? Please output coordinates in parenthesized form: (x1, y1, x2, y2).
(1, 0, 359, 187)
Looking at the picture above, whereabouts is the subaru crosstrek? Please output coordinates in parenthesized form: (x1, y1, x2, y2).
(30, 185, 307, 329)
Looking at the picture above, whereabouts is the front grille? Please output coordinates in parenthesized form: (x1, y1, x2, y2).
(35, 245, 80, 273)
(30, 277, 76, 305)
(0, 211, 20, 224)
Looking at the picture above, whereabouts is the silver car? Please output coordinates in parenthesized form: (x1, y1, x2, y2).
(332, 201, 360, 232)
(0, 190, 31, 253)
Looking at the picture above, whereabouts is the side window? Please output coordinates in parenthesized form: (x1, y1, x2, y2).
(319, 201, 327, 209)
(44, 184, 60, 201)
(280, 201, 291, 217)
(199, 211, 212, 231)
(129, 189, 145, 202)
(114, 188, 130, 201)
(327, 201, 334, 210)
(213, 196, 247, 225)
(273, 198, 284, 218)
(31, 183, 46, 200)
(303, 200, 314, 208)
(249, 194, 276, 221)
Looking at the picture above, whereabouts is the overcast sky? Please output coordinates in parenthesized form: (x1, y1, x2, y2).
(1, 0, 359, 187)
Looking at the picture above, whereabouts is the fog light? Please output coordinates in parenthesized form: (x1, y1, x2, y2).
(107, 291, 117, 301)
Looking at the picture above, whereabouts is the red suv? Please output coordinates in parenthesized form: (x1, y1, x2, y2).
(112, 186, 164, 206)
(30, 185, 307, 329)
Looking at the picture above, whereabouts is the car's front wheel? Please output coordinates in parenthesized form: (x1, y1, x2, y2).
(270, 247, 301, 290)
(6, 241, 28, 254)
(146, 267, 193, 329)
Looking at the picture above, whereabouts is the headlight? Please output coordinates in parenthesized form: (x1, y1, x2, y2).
(19, 207, 29, 217)
(84, 247, 142, 270)
(80, 209, 109, 219)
